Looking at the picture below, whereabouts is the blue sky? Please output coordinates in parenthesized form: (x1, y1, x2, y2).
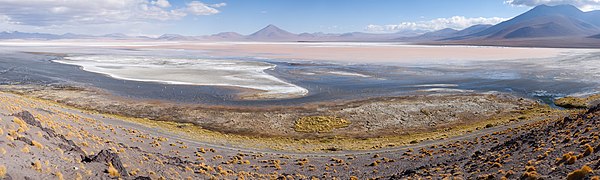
(0, 0, 598, 36)
(177, 0, 528, 35)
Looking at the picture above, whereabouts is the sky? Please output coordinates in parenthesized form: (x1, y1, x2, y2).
(0, 0, 599, 36)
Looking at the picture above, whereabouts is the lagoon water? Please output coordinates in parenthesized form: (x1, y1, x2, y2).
(0, 42, 599, 107)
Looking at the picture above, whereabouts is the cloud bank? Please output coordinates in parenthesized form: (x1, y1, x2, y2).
(365, 16, 508, 33)
(505, 0, 600, 11)
(0, 0, 225, 26)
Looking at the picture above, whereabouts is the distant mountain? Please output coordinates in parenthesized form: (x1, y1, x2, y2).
(449, 4, 600, 40)
(60, 33, 96, 39)
(400, 24, 492, 42)
(101, 33, 129, 38)
(247, 24, 298, 41)
(590, 33, 600, 38)
(407, 28, 458, 41)
(0, 31, 63, 39)
(208, 32, 244, 40)
(393, 29, 429, 37)
(451, 24, 493, 37)
(157, 34, 198, 41)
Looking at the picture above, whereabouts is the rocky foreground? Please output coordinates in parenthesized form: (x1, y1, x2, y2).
(1, 91, 600, 179)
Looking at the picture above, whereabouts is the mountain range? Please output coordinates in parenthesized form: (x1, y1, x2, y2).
(2, 4, 600, 47)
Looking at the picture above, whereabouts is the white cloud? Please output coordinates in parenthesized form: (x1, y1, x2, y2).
(153, 0, 171, 8)
(0, 15, 15, 24)
(0, 0, 225, 26)
(211, 3, 227, 8)
(365, 16, 508, 33)
(505, 0, 600, 11)
(187, 1, 221, 15)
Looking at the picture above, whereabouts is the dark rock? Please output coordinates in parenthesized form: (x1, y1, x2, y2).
(15, 136, 32, 145)
(82, 149, 128, 177)
(134, 177, 151, 180)
(13, 111, 42, 127)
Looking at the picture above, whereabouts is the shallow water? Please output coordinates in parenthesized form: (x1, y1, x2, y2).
(0, 44, 598, 107)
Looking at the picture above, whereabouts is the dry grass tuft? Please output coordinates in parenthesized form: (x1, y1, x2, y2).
(521, 171, 540, 180)
(55, 171, 64, 180)
(294, 116, 351, 133)
(21, 146, 30, 153)
(0, 165, 6, 178)
(31, 140, 44, 149)
(13, 117, 29, 131)
(584, 144, 594, 157)
(107, 162, 120, 177)
(32, 160, 42, 172)
(560, 152, 578, 165)
(567, 165, 593, 180)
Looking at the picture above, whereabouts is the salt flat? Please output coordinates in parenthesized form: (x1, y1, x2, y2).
(0, 40, 591, 63)
(153, 41, 593, 64)
(55, 55, 308, 99)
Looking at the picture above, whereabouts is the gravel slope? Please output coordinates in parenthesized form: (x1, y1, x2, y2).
(1, 92, 599, 179)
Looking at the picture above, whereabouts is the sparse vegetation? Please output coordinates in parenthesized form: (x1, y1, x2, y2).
(555, 94, 600, 109)
(294, 116, 351, 133)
